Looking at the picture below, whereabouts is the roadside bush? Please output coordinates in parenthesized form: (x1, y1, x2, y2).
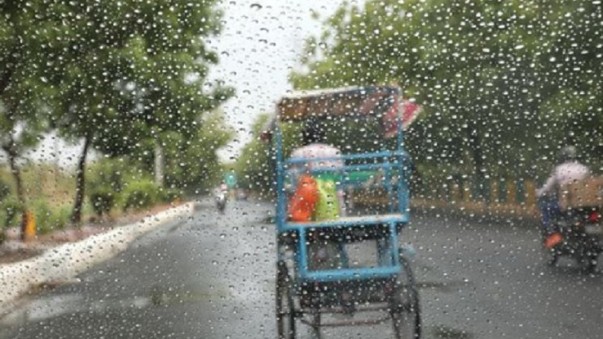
(1, 196, 23, 228)
(49, 206, 71, 231)
(87, 159, 126, 193)
(159, 188, 183, 204)
(32, 199, 52, 234)
(32, 199, 70, 234)
(0, 179, 10, 202)
(87, 158, 129, 217)
(122, 179, 160, 211)
(89, 189, 116, 217)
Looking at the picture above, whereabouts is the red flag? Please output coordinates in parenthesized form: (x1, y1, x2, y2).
(384, 99, 422, 138)
(401, 100, 422, 130)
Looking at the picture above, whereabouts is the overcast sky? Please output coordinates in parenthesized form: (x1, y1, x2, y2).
(208, 0, 346, 161)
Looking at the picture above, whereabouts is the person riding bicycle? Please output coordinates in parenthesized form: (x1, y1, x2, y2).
(536, 146, 590, 248)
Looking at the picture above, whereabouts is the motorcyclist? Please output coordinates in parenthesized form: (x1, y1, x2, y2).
(213, 181, 228, 196)
(536, 146, 590, 248)
(214, 181, 228, 211)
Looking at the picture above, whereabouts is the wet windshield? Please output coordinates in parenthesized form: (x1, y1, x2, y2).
(0, 1, 602, 338)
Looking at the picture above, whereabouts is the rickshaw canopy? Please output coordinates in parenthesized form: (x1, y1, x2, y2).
(261, 85, 420, 140)
(277, 85, 399, 121)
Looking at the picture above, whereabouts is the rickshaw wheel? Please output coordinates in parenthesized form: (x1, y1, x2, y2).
(391, 255, 421, 339)
(276, 261, 296, 339)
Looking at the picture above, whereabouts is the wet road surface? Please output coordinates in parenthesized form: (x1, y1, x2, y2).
(1, 199, 602, 338)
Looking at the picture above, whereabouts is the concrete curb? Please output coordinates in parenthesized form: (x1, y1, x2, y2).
(0, 202, 194, 312)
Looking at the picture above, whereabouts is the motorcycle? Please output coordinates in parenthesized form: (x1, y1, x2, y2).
(215, 190, 228, 213)
(545, 207, 602, 272)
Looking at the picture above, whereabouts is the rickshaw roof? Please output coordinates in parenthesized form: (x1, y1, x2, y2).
(276, 85, 400, 122)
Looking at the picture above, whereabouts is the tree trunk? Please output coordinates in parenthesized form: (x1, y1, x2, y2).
(467, 124, 486, 200)
(4, 144, 27, 240)
(71, 136, 91, 225)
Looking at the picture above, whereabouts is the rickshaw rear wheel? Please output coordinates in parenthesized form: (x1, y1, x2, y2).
(276, 261, 296, 339)
(391, 255, 421, 339)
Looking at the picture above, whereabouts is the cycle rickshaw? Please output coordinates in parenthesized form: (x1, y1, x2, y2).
(268, 86, 421, 338)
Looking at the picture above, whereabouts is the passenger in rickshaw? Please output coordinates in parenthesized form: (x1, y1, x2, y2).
(287, 118, 346, 269)
(287, 118, 346, 218)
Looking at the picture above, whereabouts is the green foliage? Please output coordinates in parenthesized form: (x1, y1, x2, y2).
(87, 158, 127, 193)
(48, 0, 234, 154)
(162, 110, 233, 193)
(89, 189, 116, 217)
(0, 179, 10, 201)
(0, 0, 63, 216)
(0, 196, 23, 228)
(130, 109, 233, 194)
(1, 1, 234, 223)
(292, 0, 603, 183)
(122, 179, 161, 211)
(31, 199, 70, 234)
(234, 114, 275, 196)
(159, 188, 184, 203)
(87, 158, 130, 216)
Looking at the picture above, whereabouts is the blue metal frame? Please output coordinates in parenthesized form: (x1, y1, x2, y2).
(274, 86, 410, 285)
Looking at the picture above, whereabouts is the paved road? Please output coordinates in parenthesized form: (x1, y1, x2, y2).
(1, 200, 602, 338)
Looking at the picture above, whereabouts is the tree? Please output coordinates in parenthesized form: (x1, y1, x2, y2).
(0, 1, 67, 239)
(235, 114, 275, 195)
(131, 109, 234, 194)
(47, 0, 233, 223)
(292, 0, 603, 187)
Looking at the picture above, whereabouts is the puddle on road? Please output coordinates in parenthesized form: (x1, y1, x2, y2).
(430, 325, 474, 339)
(416, 280, 471, 294)
(148, 286, 231, 306)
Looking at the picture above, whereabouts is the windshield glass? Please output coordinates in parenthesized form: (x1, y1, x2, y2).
(0, 1, 601, 338)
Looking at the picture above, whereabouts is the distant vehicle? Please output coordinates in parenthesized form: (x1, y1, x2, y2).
(215, 186, 228, 213)
(544, 176, 603, 272)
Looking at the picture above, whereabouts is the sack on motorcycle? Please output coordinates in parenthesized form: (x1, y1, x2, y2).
(558, 176, 603, 211)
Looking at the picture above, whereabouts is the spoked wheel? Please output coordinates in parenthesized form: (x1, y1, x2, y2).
(276, 261, 296, 339)
(391, 255, 421, 339)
